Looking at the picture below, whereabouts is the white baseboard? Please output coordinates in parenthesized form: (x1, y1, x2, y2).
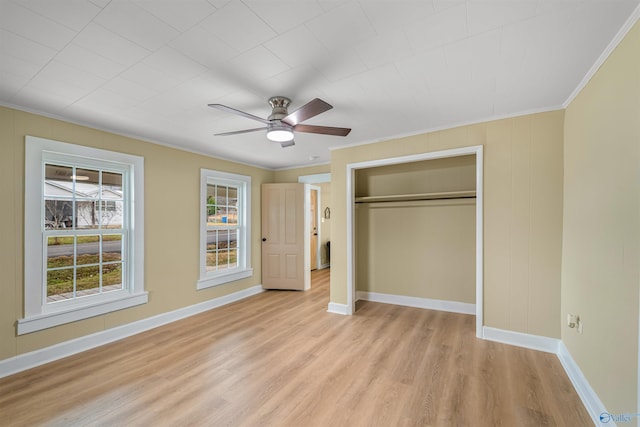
(0, 285, 264, 379)
(357, 291, 475, 315)
(482, 326, 560, 354)
(557, 342, 613, 427)
(327, 302, 349, 315)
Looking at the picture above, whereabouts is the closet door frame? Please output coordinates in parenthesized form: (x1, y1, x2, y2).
(346, 145, 484, 338)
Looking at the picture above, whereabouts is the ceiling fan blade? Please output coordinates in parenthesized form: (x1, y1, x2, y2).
(282, 98, 332, 126)
(293, 124, 351, 137)
(208, 104, 270, 125)
(280, 140, 295, 148)
(214, 127, 267, 136)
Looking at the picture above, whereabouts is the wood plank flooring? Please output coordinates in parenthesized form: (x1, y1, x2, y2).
(0, 269, 592, 426)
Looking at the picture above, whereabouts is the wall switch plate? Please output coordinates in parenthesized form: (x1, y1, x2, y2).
(567, 313, 577, 328)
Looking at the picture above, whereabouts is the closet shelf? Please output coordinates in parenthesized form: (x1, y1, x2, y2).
(355, 190, 476, 203)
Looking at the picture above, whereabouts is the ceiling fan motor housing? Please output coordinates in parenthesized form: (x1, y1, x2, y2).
(268, 96, 291, 121)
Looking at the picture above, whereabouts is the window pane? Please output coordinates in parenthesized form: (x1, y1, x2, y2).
(102, 171, 122, 192)
(226, 207, 238, 225)
(218, 229, 229, 249)
(103, 263, 122, 291)
(218, 206, 229, 225)
(218, 249, 229, 270)
(47, 268, 74, 299)
(77, 235, 100, 265)
(45, 199, 73, 229)
(228, 248, 238, 269)
(47, 236, 74, 268)
(76, 265, 100, 296)
(101, 200, 123, 229)
(75, 168, 99, 186)
(216, 185, 227, 205)
(206, 230, 217, 250)
(45, 165, 73, 196)
(206, 252, 217, 271)
(206, 184, 218, 222)
(75, 200, 99, 229)
(103, 235, 122, 262)
(227, 187, 238, 206)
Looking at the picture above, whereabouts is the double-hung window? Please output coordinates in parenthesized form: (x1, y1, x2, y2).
(198, 169, 252, 289)
(20, 136, 146, 335)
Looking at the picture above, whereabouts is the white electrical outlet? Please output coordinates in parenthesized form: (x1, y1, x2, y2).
(577, 317, 583, 334)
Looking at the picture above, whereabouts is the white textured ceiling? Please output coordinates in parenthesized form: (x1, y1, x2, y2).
(1, 0, 638, 169)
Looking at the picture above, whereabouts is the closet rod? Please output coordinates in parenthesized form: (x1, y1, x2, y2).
(355, 190, 476, 204)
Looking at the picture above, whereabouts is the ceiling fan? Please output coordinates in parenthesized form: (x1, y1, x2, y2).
(208, 97, 351, 148)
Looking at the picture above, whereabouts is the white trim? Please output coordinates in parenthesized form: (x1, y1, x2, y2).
(557, 342, 614, 427)
(327, 302, 349, 315)
(1, 285, 264, 379)
(345, 145, 484, 336)
(563, 4, 640, 108)
(346, 165, 355, 315)
(196, 269, 253, 290)
(357, 291, 475, 315)
(475, 147, 484, 337)
(482, 326, 560, 354)
(17, 292, 148, 335)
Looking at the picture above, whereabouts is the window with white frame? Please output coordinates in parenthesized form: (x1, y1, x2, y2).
(198, 169, 252, 289)
(20, 136, 146, 335)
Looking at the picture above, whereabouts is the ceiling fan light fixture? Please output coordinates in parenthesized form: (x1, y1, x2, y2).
(266, 123, 294, 142)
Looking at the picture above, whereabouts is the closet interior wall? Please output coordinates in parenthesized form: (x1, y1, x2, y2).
(355, 155, 477, 304)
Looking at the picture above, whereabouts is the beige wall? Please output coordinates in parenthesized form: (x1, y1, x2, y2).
(0, 107, 274, 360)
(356, 199, 476, 303)
(355, 155, 476, 197)
(273, 164, 330, 183)
(562, 20, 640, 414)
(331, 110, 565, 338)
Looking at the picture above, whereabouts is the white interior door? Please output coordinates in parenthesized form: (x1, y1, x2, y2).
(261, 183, 310, 290)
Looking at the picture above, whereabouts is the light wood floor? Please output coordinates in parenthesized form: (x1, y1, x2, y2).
(1, 269, 592, 426)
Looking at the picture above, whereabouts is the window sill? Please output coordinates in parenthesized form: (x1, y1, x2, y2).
(17, 292, 149, 335)
(197, 268, 253, 290)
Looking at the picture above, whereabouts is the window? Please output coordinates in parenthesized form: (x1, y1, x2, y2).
(198, 169, 252, 289)
(20, 136, 146, 335)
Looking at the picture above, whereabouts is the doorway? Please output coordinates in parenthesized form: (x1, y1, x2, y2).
(299, 173, 331, 272)
(309, 186, 320, 271)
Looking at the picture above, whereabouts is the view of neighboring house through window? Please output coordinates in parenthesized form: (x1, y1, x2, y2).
(198, 168, 252, 289)
(44, 164, 125, 302)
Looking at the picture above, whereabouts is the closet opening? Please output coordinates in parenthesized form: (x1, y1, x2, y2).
(346, 146, 483, 338)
